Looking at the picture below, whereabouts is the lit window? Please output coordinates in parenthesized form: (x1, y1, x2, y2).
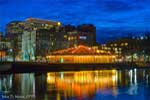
(96, 50, 100, 53)
(68, 37, 71, 41)
(125, 43, 128, 46)
(64, 35, 67, 38)
(71, 36, 74, 40)
(115, 48, 118, 51)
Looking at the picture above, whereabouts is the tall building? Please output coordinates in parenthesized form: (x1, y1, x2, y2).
(22, 18, 62, 61)
(6, 21, 25, 61)
(22, 30, 36, 61)
(36, 29, 53, 57)
(53, 24, 96, 50)
(53, 25, 77, 50)
(77, 24, 96, 46)
(6, 18, 96, 61)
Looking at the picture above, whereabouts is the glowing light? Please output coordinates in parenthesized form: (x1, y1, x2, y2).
(129, 70, 133, 85)
(57, 22, 61, 26)
(46, 45, 116, 63)
(46, 70, 117, 97)
(60, 58, 64, 63)
(64, 35, 67, 38)
(68, 37, 71, 41)
(134, 68, 137, 85)
(112, 75, 116, 82)
(125, 43, 128, 46)
(96, 50, 100, 53)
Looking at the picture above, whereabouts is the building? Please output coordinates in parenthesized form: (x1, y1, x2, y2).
(0, 33, 11, 61)
(46, 45, 116, 64)
(6, 18, 96, 61)
(22, 30, 36, 61)
(77, 24, 96, 46)
(53, 25, 77, 50)
(53, 24, 96, 50)
(102, 35, 150, 62)
(5, 18, 62, 61)
(6, 21, 25, 61)
(22, 18, 62, 61)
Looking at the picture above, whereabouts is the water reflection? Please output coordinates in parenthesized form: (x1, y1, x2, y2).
(0, 74, 35, 100)
(47, 70, 118, 98)
(1, 69, 150, 100)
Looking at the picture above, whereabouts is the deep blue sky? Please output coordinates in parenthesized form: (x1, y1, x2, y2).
(0, 0, 150, 43)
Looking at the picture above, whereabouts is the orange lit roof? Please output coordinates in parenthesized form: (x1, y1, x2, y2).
(51, 45, 111, 55)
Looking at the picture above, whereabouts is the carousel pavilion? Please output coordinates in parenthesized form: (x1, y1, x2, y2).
(46, 45, 116, 63)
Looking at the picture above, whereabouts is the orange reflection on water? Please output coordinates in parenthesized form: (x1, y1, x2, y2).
(47, 70, 118, 97)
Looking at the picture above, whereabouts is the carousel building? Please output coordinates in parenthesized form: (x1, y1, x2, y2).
(46, 45, 116, 63)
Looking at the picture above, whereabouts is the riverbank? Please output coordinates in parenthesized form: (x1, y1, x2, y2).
(0, 62, 150, 74)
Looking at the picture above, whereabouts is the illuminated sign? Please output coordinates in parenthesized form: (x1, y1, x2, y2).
(79, 36, 87, 40)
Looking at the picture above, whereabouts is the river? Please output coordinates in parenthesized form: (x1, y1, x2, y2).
(0, 68, 150, 100)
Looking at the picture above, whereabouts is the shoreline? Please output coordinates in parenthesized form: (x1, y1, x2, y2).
(0, 62, 150, 74)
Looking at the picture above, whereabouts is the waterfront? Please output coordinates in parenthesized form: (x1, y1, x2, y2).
(1, 66, 150, 100)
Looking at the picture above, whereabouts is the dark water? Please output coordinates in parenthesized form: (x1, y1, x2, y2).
(1, 68, 150, 100)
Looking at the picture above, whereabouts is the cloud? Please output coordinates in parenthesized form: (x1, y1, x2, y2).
(0, 0, 150, 42)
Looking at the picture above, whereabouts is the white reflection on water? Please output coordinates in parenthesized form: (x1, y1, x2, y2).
(20, 74, 35, 96)
(0, 73, 35, 100)
(146, 74, 149, 85)
(127, 69, 138, 95)
(0, 75, 13, 93)
(129, 69, 133, 85)
(134, 68, 137, 85)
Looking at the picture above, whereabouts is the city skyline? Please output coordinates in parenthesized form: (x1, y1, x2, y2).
(0, 0, 150, 42)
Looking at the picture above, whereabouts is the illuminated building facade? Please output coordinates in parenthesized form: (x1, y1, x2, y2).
(53, 24, 96, 50)
(22, 18, 62, 61)
(54, 31, 78, 50)
(22, 29, 55, 61)
(47, 45, 116, 63)
(22, 30, 36, 61)
(101, 36, 150, 62)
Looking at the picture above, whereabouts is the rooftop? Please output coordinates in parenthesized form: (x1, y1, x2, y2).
(51, 45, 111, 55)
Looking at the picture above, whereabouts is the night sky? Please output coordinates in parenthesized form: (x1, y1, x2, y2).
(0, 0, 150, 43)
